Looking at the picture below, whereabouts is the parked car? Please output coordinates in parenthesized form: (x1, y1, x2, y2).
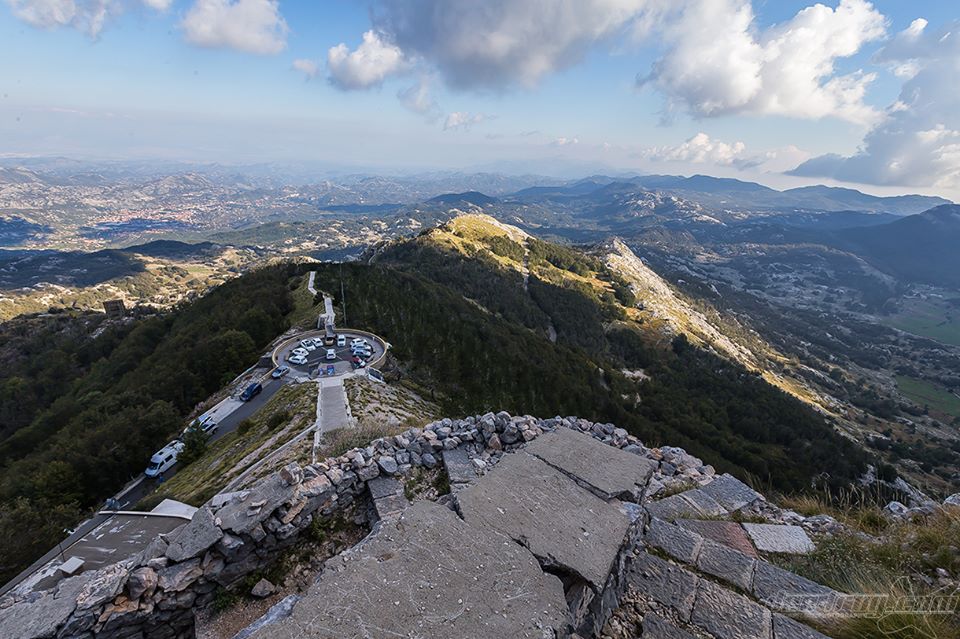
(336, 334, 346, 347)
(240, 382, 262, 401)
(300, 338, 317, 351)
(182, 414, 217, 439)
(325, 364, 336, 376)
(350, 338, 367, 347)
(351, 355, 366, 369)
(325, 348, 337, 360)
(145, 440, 184, 477)
(271, 366, 290, 379)
(352, 347, 372, 358)
(288, 353, 308, 366)
(291, 347, 309, 357)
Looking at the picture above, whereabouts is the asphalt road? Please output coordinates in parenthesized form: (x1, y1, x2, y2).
(118, 376, 288, 508)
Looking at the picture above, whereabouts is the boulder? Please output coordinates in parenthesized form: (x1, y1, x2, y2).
(165, 507, 223, 562)
(250, 578, 276, 598)
(377, 456, 399, 475)
(157, 558, 203, 592)
(127, 566, 159, 600)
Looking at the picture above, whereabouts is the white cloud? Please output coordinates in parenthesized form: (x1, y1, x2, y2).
(372, 0, 653, 89)
(181, 0, 287, 55)
(397, 76, 442, 122)
(327, 30, 408, 90)
(443, 111, 488, 131)
(641, 0, 887, 123)
(292, 58, 319, 80)
(791, 18, 960, 189)
(5, 0, 168, 36)
(553, 136, 580, 146)
(646, 132, 746, 165)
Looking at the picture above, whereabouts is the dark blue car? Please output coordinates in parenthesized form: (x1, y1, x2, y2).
(240, 382, 262, 401)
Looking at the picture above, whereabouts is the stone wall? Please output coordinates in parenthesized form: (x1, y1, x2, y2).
(0, 411, 864, 639)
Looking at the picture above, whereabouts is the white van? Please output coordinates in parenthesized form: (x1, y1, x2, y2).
(336, 334, 346, 347)
(145, 440, 185, 478)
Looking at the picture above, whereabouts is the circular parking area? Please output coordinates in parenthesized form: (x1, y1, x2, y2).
(272, 329, 387, 379)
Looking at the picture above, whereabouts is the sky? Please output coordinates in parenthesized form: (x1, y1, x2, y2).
(1, 0, 958, 199)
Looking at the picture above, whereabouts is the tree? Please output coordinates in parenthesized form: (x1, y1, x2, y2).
(178, 422, 208, 466)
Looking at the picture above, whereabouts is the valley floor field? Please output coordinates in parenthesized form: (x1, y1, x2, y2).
(896, 375, 960, 420)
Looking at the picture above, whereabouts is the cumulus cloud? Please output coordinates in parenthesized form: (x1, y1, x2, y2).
(327, 30, 408, 90)
(182, 0, 287, 55)
(371, 0, 652, 90)
(641, 0, 886, 123)
(646, 132, 746, 165)
(5, 0, 168, 36)
(292, 58, 319, 80)
(790, 18, 960, 189)
(443, 111, 488, 131)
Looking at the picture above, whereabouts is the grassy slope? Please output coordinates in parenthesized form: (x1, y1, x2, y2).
(896, 375, 960, 419)
(141, 382, 318, 508)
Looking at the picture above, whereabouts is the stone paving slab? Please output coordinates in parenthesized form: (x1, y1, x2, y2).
(249, 501, 568, 639)
(441, 448, 476, 484)
(743, 523, 816, 555)
(696, 540, 756, 591)
(524, 426, 656, 500)
(644, 518, 703, 564)
(627, 553, 699, 622)
(678, 489, 726, 516)
(645, 494, 706, 521)
(676, 519, 758, 558)
(458, 452, 630, 590)
(773, 613, 832, 639)
(366, 477, 403, 501)
(753, 561, 837, 603)
(692, 579, 772, 639)
(642, 612, 697, 639)
(699, 474, 762, 511)
(372, 493, 410, 520)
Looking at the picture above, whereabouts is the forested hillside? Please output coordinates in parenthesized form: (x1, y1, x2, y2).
(0, 264, 296, 583)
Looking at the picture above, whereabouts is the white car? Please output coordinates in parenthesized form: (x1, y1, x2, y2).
(336, 335, 346, 347)
(350, 338, 367, 347)
(288, 353, 308, 365)
(299, 339, 317, 351)
(325, 348, 337, 360)
(292, 347, 309, 357)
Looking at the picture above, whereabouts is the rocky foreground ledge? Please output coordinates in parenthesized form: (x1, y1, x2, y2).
(0, 413, 931, 639)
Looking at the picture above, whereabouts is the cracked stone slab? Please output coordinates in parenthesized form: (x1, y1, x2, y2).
(696, 540, 756, 591)
(441, 448, 476, 484)
(247, 501, 568, 639)
(699, 474, 763, 511)
(216, 474, 293, 535)
(677, 519, 758, 558)
(165, 507, 222, 562)
(743, 523, 816, 555)
(627, 553, 699, 622)
(642, 612, 697, 639)
(524, 426, 655, 500)
(691, 579, 772, 639)
(458, 452, 630, 590)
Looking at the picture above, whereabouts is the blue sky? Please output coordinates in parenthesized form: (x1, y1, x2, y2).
(1, 0, 958, 198)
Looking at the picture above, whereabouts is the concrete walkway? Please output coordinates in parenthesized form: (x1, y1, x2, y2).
(317, 376, 351, 434)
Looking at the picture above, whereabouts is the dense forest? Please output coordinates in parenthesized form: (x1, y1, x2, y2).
(313, 252, 869, 492)
(0, 264, 295, 583)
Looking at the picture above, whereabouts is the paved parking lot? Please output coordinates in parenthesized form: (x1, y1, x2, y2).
(274, 330, 386, 379)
